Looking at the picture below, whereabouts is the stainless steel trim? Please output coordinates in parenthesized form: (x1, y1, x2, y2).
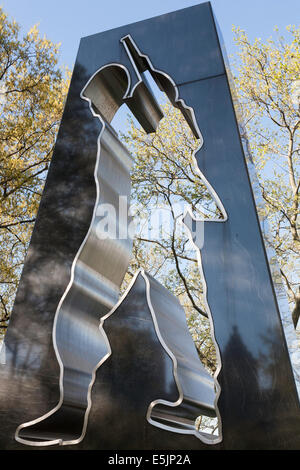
(15, 64, 134, 447)
(15, 35, 227, 447)
(121, 36, 227, 444)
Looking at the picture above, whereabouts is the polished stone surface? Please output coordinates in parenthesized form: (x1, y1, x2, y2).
(178, 75, 300, 448)
(13, 272, 217, 448)
(0, 1, 299, 450)
(214, 14, 300, 398)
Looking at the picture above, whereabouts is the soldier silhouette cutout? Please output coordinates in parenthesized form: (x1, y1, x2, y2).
(15, 36, 226, 448)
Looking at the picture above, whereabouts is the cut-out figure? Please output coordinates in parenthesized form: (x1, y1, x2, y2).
(16, 36, 227, 447)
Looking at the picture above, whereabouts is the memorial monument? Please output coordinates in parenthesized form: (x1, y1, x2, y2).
(0, 2, 299, 450)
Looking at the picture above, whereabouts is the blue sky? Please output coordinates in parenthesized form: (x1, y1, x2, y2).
(1, 0, 299, 69)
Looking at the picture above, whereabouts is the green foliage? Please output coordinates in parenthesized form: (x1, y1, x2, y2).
(121, 102, 219, 373)
(232, 25, 300, 326)
(1, 8, 298, 378)
(0, 7, 70, 339)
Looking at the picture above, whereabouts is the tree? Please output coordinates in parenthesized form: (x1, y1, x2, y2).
(1, 8, 298, 376)
(121, 101, 219, 373)
(0, 8, 70, 340)
(232, 25, 300, 328)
